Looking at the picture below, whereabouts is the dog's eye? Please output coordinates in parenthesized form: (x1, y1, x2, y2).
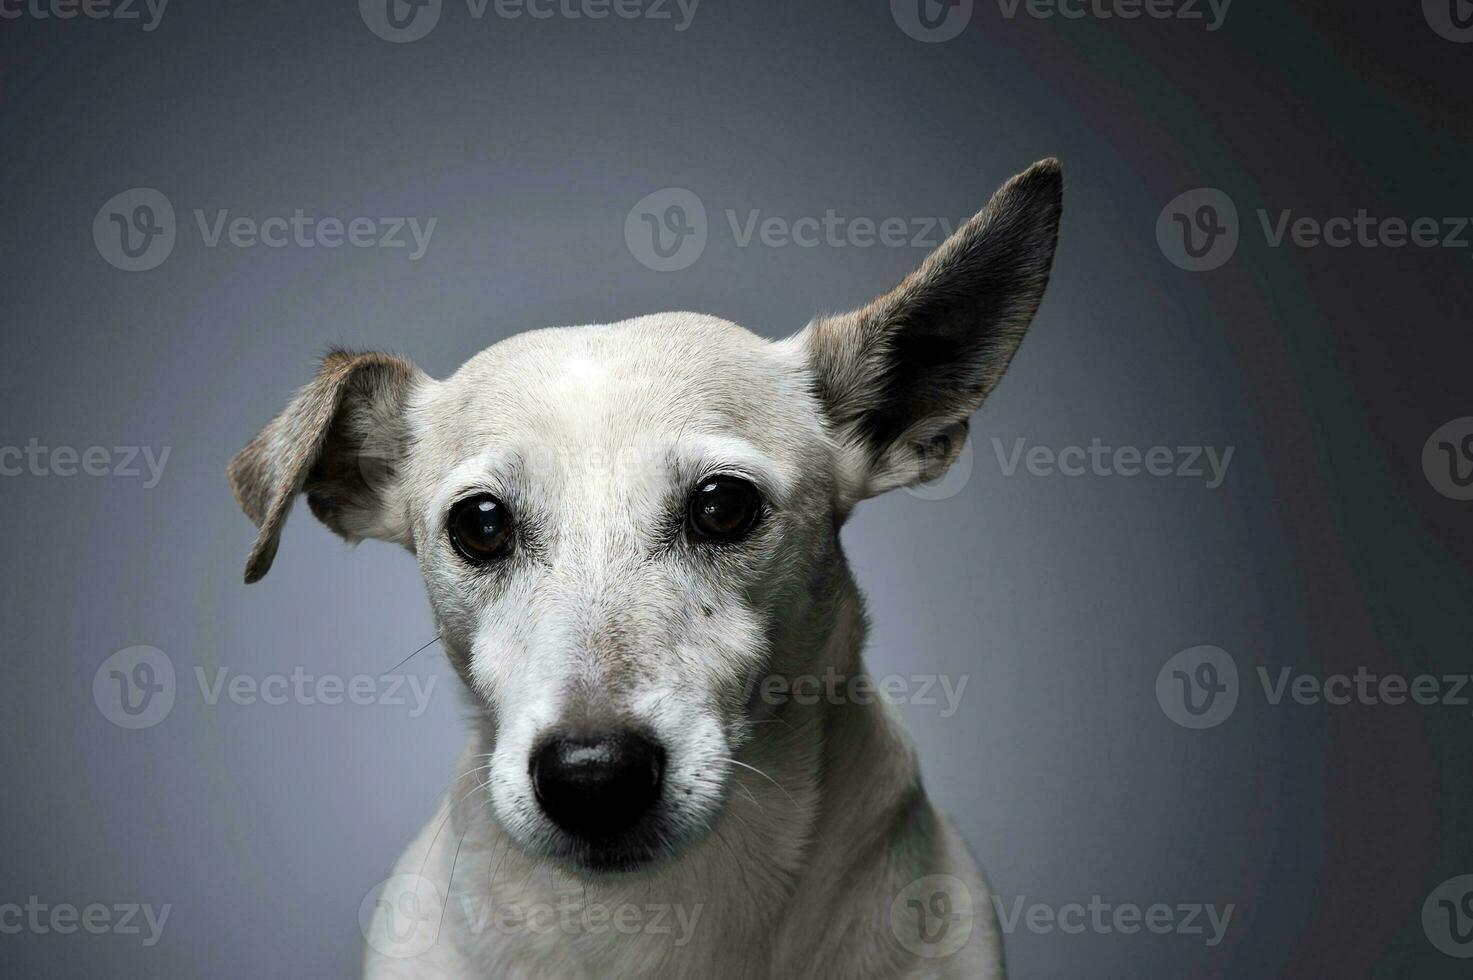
(688, 477, 762, 542)
(447, 494, 514, 563)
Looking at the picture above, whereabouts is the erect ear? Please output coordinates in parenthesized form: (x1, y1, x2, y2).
(802, 158, 1062, 501)
(227, 348, 427, 584)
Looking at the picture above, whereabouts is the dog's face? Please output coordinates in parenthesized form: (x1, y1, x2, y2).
(401, 316, 846, 873)
(229, 160, 1062, 874)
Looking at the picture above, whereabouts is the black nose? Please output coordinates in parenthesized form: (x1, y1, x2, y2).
(530, 730, 665, 837)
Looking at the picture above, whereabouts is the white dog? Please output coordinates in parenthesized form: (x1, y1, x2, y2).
(229, 159, 1062, 979)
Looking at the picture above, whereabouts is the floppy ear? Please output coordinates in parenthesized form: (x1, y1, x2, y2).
(803, 158, 1062, 500)
(227, 348, 427, 584)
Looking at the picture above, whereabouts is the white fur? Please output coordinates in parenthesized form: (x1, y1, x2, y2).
(355, 315, 1004, 979)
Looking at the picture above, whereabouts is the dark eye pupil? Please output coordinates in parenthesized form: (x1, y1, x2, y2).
(690, 478, 760, 541)
(449, 495, 513, 561)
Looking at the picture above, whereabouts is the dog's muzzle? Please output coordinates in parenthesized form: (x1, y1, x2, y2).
(530, 729, 666, 840)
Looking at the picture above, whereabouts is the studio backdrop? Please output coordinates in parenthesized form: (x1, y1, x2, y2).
(2, 1, 1472, 977)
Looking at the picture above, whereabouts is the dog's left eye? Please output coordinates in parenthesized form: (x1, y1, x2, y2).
(688, 477, 762, 542)
(447, 494, 515, 563)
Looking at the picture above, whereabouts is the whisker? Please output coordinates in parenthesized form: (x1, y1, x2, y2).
(720, 757, 799, 809)
(456, 762, 494, 783)
(487, 831, 514, 894)
(708, 822, 753, 896)
(417, 776, 493, 881)
(736, 782, 765, 816)
(439, 826, 470, 930)
(386, 634, 442, 675)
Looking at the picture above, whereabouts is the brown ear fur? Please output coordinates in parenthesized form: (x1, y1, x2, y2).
(805, 158, 1062, 496)
(227, 349, 423, 584)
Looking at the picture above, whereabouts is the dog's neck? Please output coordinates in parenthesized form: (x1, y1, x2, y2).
(440, 577, 926, 977)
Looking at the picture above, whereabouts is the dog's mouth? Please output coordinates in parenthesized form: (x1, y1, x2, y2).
(502, 795, 727, 878)
(540, 823, 673, 875)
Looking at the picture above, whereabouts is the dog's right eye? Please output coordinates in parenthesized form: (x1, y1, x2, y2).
(688, 476, 763, 543)
(447, 494, 514, 563)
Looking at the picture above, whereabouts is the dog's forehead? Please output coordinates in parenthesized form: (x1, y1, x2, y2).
(418, 312, 822, 472)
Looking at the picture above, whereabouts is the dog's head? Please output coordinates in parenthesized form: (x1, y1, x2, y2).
(229, 160, 1061, 874)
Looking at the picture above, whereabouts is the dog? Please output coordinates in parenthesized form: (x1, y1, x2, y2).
(228, 159, 1062, 979)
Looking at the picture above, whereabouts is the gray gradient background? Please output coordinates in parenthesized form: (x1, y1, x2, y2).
(3, 1, 1473, 976)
